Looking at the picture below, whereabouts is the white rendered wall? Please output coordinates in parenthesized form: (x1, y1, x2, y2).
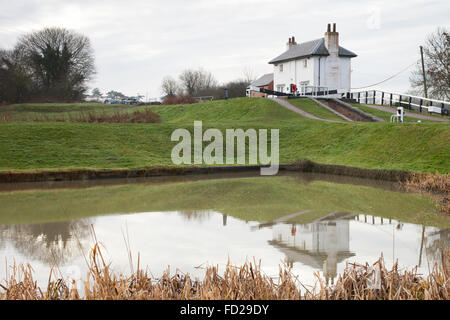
(273, 55, 352, 92)
(273, 58, 316, 93)
(320, 57, 352, 91)
(339, 57, 352, 92)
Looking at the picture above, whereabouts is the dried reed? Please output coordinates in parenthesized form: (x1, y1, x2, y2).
(0, 244, 448, 300)
(0, 109, 161, 123)
(403, 172, 450, 214)
(405, 172, 450, 194)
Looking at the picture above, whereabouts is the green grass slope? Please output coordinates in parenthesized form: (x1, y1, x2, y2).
(0, 98, 448, 173)
(288, 98, 346, 121)
(348, 103, 435, 123)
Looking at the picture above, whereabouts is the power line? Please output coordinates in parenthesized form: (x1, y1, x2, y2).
(351, 62, 417, 90)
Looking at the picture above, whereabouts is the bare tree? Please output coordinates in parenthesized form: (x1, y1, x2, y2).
(179, 68, 217, 96)
(160, 76, 180, 96)
(409, 27, 449, 100)
(197, 68, 218, 91)
(16, 27, 96, 100)
(179, 69, 201, 95)
(242, 66, 258, 84)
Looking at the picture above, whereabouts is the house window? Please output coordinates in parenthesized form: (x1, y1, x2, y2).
(303, 59, 308, 68)
(279, 64, 283, 72)
(277, 85, 284, 92)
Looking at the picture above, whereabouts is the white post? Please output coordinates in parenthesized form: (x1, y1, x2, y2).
(397, 107, 404, 123)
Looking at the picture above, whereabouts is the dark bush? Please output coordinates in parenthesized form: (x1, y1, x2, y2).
(162, 94, 196, 105)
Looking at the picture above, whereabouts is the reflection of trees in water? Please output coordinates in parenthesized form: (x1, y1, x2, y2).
(177, 210, 213, 222)
(0, 219, 92, 265)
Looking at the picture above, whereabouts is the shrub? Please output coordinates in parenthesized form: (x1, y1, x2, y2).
(162, 94, 196, 105)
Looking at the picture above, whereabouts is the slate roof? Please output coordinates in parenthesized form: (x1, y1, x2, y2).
(250, 73, 274, 87)
(268, 38, 357, 64)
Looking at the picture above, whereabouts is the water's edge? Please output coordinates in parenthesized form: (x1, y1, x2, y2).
(0, 160, 412, 183)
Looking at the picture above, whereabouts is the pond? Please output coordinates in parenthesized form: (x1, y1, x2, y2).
(0, 172, 448, 289)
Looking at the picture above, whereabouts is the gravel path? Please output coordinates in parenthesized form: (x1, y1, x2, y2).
(270, 98, 346, 123)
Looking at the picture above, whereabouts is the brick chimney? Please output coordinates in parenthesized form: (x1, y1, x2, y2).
(324, 23, 339, 56)
(286, 36, 297, 51)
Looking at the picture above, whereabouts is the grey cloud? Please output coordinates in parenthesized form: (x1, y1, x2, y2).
(0, 0, 448, 97)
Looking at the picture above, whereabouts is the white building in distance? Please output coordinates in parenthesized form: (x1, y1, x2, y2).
(269, 23, 357, 95)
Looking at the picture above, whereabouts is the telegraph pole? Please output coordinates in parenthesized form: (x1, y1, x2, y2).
(420, 46, 428, 98)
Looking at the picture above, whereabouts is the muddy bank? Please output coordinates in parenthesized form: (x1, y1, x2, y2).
(0, 160, 414, 183)
(0, 170, 404, 193)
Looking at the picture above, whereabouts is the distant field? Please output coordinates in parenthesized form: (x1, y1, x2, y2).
(0, 98, 449, 173)
(0, 102, 148, 121)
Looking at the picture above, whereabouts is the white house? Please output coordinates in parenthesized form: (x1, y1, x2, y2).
(270, 215, 354, 284)
(269, 23, 357, 95)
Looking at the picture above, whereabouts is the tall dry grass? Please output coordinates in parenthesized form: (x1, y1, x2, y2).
(404, 172, 449, 214)
(0, 244, 448, 300)
(0, 109, 161, 123)
(405, 172, 450, 194)
(162, 94, 196, 105)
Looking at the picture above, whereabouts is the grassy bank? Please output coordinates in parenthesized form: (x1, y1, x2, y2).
(353, 102, 448, 119)
(288, 98, 345, 121)
(348, 103, 432, 122)
(0, 98, 449, 173)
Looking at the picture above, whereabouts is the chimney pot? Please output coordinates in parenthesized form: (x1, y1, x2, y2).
(327, 24, 331, 32)
(333, 23, 336, 32)
(292, 36, 295, 43)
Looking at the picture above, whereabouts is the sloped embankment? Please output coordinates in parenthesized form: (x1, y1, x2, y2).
(317, 98, 384, 122)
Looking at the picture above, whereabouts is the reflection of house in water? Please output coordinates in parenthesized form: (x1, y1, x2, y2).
(269, 212, 355, 285)
(424, 228, 449, 267)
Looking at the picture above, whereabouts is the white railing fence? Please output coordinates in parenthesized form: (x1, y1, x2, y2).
(346, 90, 449, 115)
(194, 96, 214, 102)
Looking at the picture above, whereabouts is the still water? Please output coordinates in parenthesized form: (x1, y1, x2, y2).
(0, 172, 448, 289)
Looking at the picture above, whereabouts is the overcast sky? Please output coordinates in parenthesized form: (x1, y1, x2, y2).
(1, 0, 449, 98)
